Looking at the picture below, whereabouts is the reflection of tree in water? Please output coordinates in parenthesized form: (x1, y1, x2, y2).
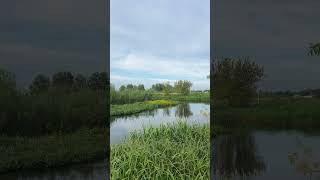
(175, 103, 193, 119)
(163, 107, 170, 116)
(213, 134, 266, 179)
(288, 137, 320, 180)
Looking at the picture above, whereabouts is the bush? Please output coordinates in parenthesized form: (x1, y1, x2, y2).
(212, 57, 264, 106)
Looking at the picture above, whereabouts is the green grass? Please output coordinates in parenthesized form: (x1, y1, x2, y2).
(152, 92, 210, 103)
(111, 121, 209, 180)
(0, 128, 108, 173)
(215, 97, 320, 132)
(111, 100, 178, 117)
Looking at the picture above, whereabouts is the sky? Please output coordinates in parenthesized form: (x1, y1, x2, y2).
(110, 0, 210, 90)
(214, 0, 320, 91)
(0, 0, 107, 88)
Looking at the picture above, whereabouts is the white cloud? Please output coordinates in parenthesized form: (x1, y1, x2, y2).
(111, 53, 209, 79)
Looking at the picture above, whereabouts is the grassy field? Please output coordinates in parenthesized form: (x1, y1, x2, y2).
(111, 100, 178, 117)
(111, 121, 209, 180)
(214, 97, 320, 132)
(0, 128, 108, 173)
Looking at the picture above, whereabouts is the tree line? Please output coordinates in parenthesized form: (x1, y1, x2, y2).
(0, 68, 108, 137)
(116, 80, 193, 95)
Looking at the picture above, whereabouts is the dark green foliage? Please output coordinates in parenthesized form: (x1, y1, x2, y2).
(73, 74, 87, 90)
(151, 83, 165, 91)
(308, 42, 320, 56)
(214, 97, 320, 133)
(0, 128, 108, 173)
(137, 84, 145, 91)
(0, 69, 108, 136)
(52, 72, 74, 90)
(126, 84, 133, 89)
(87, 72, 108, 90)
(212, 57, 264, 106)
(29, 74, 50, 94)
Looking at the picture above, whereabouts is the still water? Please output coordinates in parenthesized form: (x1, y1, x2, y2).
(111, 103, 210, 144)
(212, 131, 320, 180)
(0, 103, 209, 180)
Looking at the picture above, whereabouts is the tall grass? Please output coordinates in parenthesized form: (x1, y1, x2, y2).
(111, 100, 178, 117)
(0, 89, 107, 136)
(110, 89, 153, 104)
(111, 121, 209, 179)
(0, 128, 108, 173)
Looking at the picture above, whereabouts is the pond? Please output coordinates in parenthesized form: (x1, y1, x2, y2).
(111, 103, 210, 144)
(0, 103, 209, 180)
(212, 131, 320, 180)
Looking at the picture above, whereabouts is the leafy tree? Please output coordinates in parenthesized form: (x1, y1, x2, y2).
(308, 42, 320, 56)
(212, 57, 264, 106)
(29, 74, 50, 94)
(119, 85, 126, 91)
(52, 72, 74, 89)
(88, 72, 108, 90)
(73, 74, 87, 90)
(163, 82, 172, 96)
(174, 80, 192, 95)
(152, 83, 165, 92)
(0, 68, 16, 90)
(126, 84, 134, 89)
(137, 84, 145, 91)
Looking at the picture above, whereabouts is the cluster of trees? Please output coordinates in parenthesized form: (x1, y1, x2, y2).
(151, 80, 192, 95)
(119, 84, 145, 91)
(212, 57, 264, 106)
(29, 72, 108, 94)
(0, 68, 108, 136)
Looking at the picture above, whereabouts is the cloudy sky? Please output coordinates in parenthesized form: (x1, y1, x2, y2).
(214, 0, 320, 91)
(110, 0, 210, 90)
(0, 0, 107, 88)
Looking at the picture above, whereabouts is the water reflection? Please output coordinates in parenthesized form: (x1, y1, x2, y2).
(110, 103, 209, 144)
(213, 134, 266, 179)
(163, 107, 171, 116)
(212, 131, 320, 179)
(288, 137, 320, 179)
(0, 160, 107, 180)
(175, 103, 193, 118)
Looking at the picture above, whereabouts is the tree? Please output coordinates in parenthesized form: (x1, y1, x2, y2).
(88, 72, 108, 90)
(126, 84, 134, 89)
(174, 80, 192, 95)
(152, 83, 165, 92)
(308, 42, 320, 56)
(0, 68, 16, 90)
(137, 84, 145, 91)
(73, 74, 87, 90)
(29, 74, 50, 94)
(163, 82, 171, 96)
(52, 72, 74, 89)
(119, 85, 126, 91)
(212, 57, 264, 106)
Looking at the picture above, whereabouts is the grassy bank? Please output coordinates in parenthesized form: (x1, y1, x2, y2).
(215, 98, 320, 132)
(152, 92, 210, 103)
(111, 121, 209, 179)
(0, 128, 108, 173)
(111, 100, 178, 117)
